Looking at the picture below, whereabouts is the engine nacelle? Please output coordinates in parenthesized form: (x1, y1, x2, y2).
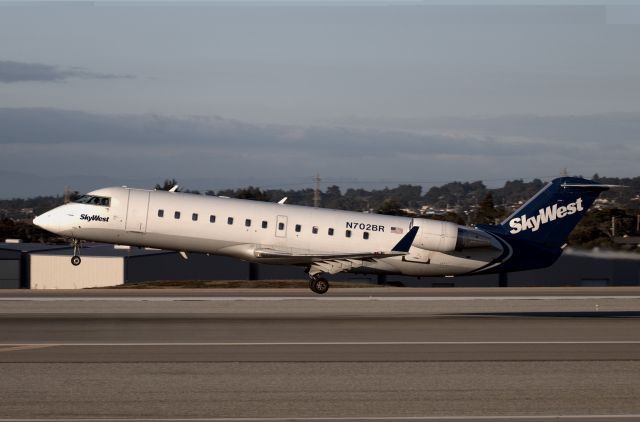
(413, 220, 459, 252)
(412, 220, 499, 253)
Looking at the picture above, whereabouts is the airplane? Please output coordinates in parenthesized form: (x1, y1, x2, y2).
(33, 177, 613, 294)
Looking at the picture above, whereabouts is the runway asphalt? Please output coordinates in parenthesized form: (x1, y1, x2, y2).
(1, 287, 639, 421)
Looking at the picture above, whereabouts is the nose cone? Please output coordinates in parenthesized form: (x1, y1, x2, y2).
(33, 211, 59, 234)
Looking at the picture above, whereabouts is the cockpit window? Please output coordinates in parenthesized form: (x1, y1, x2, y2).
(73, 195, 111, 207)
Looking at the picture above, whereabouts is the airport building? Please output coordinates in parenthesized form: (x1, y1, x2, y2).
(0, 241, 74, 289)
(0, 240, 639, 289)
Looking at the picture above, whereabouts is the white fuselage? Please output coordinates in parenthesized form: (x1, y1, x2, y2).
(34, 187, 504, 278)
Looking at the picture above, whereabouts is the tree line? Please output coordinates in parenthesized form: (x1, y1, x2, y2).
(1, 175, 638, 248)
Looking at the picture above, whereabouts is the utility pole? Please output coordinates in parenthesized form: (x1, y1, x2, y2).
(313, 173, 321, 208)
(611, 216, 616, 238)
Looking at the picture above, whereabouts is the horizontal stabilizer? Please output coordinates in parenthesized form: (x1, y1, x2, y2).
(560, 183, 622, 189)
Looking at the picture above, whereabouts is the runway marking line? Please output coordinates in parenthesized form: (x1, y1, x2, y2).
(2, 295, 640, 302)
(0, 344, 55, 353)
(1, 415, 640, 421)
(1, 341, 640, 347)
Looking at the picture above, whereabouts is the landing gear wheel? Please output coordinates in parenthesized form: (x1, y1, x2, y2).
(309, 277, 329, 295)
(70, 238, 81, 266)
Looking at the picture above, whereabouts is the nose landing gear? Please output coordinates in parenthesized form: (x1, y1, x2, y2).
(71, 239, 81, 266)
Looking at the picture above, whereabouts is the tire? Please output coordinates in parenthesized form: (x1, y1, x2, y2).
(310, 278, 329, 295)
(71, 255, 81, 266)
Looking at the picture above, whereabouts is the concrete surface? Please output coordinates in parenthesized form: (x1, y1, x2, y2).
(0, 288, 639, 421)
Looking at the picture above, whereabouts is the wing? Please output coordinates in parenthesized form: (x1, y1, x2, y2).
(253, 226, 419, 274)
(253, 248, 407, 260)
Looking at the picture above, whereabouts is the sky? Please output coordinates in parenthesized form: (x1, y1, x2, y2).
(1, 1, 639, 198)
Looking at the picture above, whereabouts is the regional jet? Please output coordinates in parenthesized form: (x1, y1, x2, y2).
(33, 177, 611, 294)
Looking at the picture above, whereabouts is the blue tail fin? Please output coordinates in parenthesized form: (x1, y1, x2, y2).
(497, 177, 609, 249)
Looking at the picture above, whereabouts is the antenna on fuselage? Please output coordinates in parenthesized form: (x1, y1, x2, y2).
(169, 185, 179, 192)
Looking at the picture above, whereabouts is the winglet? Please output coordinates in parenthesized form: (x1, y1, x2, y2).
(391, 226, 419, 253)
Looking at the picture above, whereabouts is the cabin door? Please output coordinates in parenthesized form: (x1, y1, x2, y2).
(125, 190, 150, 233)
(275, 215, 288, 238)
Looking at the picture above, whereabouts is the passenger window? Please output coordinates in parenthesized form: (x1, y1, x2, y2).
(158, 209, 164, 217)
(192, 213, 198, 221)
(228, 217, 234, 225)
(174, 211, 181, 219)
(312, 226, 318, 234)
(245, 219, 251, 227)
(295, 224, 301, 232)
(328, 228, 334, 236)
(363, 232, 370, 240)
(262, 221, 268, 229)
(210, 215, 216, 223)
(346, 230, 352, 238)
(278, 222, 285, 230)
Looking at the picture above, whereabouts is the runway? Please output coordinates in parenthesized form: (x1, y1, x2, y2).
(1, 288, 639, 421)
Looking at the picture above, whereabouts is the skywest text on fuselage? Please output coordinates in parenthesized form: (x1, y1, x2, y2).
(80, 214, 110, 222)
(508, 198, 584, 234)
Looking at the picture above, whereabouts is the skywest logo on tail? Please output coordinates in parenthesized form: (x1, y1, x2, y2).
(508, 198, 584, 234)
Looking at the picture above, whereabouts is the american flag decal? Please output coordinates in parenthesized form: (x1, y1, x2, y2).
(390, 227, 403, 234)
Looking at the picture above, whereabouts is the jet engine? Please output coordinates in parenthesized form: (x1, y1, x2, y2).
(412, 220, 499, 253)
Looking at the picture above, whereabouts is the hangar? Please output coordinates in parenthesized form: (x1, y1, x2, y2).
(28, 244, 249, 289)
(0, 241, 73, 289)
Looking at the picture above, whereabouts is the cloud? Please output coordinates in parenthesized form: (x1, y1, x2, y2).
(0, 107, 558, 160)
(0, 107, 637, 198)
(334, 113, 640, 154)
(0, 60, 133, 83)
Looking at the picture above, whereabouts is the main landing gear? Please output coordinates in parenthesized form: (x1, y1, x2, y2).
(309, 275, 329, 295)
(71, 239, 81, 266)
